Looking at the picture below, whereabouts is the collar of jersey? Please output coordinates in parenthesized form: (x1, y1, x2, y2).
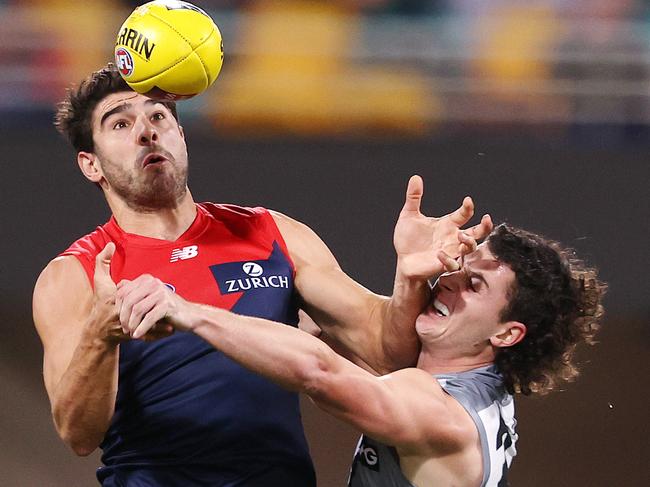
(103, 204, 210, 248)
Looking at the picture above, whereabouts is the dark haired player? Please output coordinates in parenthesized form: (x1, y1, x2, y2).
(32, 63, 491, 486)
(116, 224, 605, 486)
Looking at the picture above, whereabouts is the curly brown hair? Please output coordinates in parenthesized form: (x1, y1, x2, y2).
(54, 63, 178, 153)
(487, 224, 606, 396)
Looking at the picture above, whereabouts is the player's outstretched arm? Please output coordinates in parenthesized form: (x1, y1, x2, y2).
(269, 176, 492, 374)
(117, 283, 478, 482)
(270, 210, 400, 374)
(33, 244, 132, 455)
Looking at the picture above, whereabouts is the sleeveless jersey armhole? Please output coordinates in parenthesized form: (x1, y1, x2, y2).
(61, 252, 95, 288)
(256, 208, 297, 279)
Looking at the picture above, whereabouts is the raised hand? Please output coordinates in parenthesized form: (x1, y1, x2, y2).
(393, 175, 493, 280)
(116, 274, 184, 340)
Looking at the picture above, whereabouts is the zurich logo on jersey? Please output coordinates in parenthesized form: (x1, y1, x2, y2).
(242, 262, 263, 277)
(210, 242, 291, 295)
(209, 241, 297, 324)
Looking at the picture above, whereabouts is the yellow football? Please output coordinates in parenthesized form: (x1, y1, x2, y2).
(114, 0, 223, 100)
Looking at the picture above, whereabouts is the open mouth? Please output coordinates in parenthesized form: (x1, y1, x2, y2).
(142, 153, 167, 167)
(432, 299, 450, 317)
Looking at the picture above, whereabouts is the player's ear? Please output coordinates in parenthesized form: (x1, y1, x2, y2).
(490, 321, 526, 348)
(78, 151, 103, 184)
(178, 125, 185, 138)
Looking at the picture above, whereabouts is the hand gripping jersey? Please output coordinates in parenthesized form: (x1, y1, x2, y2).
(348, 365, 517, 487)
(61, 204, 315, 487)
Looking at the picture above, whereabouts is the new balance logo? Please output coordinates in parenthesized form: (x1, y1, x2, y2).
(170, 245, 199, 262)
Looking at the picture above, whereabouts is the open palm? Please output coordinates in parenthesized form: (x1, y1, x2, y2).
(394, 176, 493, 280)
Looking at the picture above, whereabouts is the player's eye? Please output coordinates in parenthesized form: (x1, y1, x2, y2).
(113, 120, 129, 130)
(151, 112, 165, 121)
(470, 278, 480, 292)
(465, 272, 479, 292)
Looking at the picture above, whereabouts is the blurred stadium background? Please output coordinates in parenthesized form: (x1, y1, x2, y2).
(0, 1, 648, 486)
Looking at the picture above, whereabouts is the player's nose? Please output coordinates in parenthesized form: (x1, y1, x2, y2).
(437, 270, 464, 293)
(135, 117, 158, 145)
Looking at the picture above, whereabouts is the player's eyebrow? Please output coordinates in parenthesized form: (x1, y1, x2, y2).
(465, 266, 490, 289)
(100, 103, 132, 127)
(100, 99, 162, 127)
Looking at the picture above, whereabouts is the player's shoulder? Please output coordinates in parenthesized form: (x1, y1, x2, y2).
(47, 222, 116, 290)
(197, 203, 306, 230)
(35, 255, 89, 294)
(62, 224, 113, 258)
(33, 255, 91, 320)
(387, 368, 480, 448)
(198, 202, 269, 220)
(198, 202, 288, 238)
(435, 365, 508, 411)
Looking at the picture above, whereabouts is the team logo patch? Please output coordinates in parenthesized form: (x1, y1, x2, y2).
(242, 262, 263, 277)
(170, 245, 199, 263)
(115, 48, 134, 77)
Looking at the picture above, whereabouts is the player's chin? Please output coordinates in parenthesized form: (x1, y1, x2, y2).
(415, 313, 446, 339)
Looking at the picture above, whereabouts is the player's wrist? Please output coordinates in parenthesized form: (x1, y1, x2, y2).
(80, 322, 122, 351)
(167, 297, 199, 333)
(396, 257, 430, 283)
(85, 305, 126, 347)
(392, 264, 431, 310)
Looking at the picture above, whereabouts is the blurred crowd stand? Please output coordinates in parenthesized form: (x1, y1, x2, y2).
(1, 0, 649, 142)
(0, 0, 125, 107)
(210, 0, 434, 136)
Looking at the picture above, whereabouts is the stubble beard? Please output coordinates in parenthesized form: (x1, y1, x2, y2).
(99, 149, 189, 212)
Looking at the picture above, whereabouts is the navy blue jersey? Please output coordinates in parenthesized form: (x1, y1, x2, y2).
(63, 204, 315, 486)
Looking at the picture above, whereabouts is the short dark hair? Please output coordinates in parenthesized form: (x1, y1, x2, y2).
(487, 224, 606, 395)
(54, 63, 179, 153)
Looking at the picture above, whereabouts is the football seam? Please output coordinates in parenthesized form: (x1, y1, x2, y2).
(147, 11, 214, 82)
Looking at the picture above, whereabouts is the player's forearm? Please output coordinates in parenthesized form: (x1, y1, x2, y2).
(380, 265, 429, 370)
(293, 266, 414, 374)
(184, 303, 337, 394)
(52, 324, 119, 456)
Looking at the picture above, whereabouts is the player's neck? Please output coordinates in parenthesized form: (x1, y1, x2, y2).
(416, 347, 494, 376)
(109, 189, 198, 241)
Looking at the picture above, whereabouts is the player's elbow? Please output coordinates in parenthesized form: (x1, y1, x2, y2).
(69, 440, 97, 457)
(58, 427, 99, 457)
(300, 345, 340, 398)
(54, 409, 101, 457)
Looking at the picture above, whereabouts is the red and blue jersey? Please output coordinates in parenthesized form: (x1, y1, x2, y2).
(61, 203, 315, 487)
